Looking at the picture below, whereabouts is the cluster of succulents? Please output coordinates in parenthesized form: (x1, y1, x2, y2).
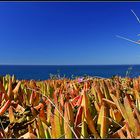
(0, 74, 140, 138)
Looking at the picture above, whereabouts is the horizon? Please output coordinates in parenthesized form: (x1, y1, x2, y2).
(0, 2, 140, 65)
(0, 64, 139, 66)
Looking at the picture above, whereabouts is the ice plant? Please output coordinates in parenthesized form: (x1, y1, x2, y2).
(0, 74, 140, 138)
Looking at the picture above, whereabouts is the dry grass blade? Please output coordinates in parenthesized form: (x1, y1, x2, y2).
(36, 118, 46, 138)
(109, 108, 122, 124)
(110, 94, 128, 121)
(124, 96, 137, 135)
(116, 35, 140, 45)
(117, 129, 127, 139)
(64, 102, 74, 138)
(7, 78, 12, 100)
(80, 112, 89, 138)
(74, 106, 83, 137)
(0, 100, 11, 116)
(13, 81, 21, 94)
(0, 118, 7, 138)
(97, 104, 108, 138)
(81, 90, 100, 138)
(53, 107, 63, 138)
(131, 9, 140, 24)
(111, 124, 126, 138)
(19, 132, 37, 139)
(8, 106, 15, 123)
(29, 87, 79, 139)
(0, 81, 8, 101)
(102, 98, 116, 108)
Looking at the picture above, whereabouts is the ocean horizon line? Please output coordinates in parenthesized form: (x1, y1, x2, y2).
(0, 64, 139, 66)
(0, 64, 139, 80)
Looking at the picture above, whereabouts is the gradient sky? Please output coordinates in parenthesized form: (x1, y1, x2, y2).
(0, 2, 140, 65)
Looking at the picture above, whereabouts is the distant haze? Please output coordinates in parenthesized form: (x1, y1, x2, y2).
(0, 2, 140, 65)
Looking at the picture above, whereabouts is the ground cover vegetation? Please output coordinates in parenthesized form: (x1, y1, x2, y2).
(0, 74, 140, 138)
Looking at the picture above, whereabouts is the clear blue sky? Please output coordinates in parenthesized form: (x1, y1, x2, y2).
(0, 2, 140, 65)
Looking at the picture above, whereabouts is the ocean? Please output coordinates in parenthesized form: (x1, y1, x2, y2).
(0, 65, 140, 80)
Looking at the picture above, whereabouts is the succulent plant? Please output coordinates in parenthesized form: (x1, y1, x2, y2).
(0, 75, 140, 138)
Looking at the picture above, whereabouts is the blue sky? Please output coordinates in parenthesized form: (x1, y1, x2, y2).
(0, 2, 140, 65)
